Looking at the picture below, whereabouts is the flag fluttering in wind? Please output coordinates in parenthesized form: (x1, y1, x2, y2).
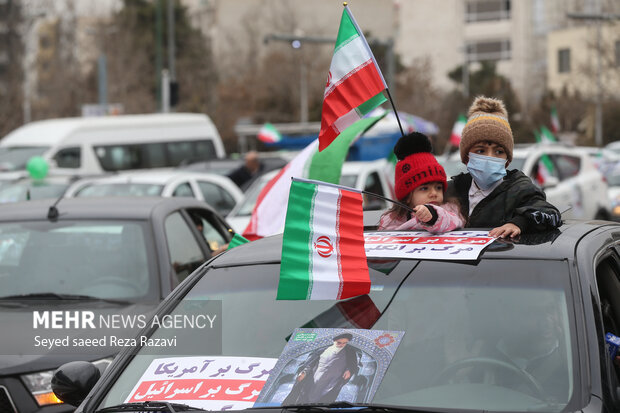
(550, 107, 560, 134)
(243, 114, 386, 240)
(277, 178, 370, 300)
(226, 233, 250, 250)
(539, 125, 558, 143)
(449, 114, 467, 147)
(257, 122, 282, 143)
(318, 4, 388, 152)
(533, 129, 556, 185)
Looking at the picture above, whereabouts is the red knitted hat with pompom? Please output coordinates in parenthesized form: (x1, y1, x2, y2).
(394, 132, 447, 200)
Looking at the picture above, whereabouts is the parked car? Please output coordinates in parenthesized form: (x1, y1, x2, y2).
(64, 170, 244, 216)
(605, 141, 620, 156)
(574, 146, 620, 178)
(226, 159, 392, 233)
(52, 219, 620, 412)
(448, 143, 609, 220)
(0, 175, 83, 204)
(180, 153, 290, 191)
(605, 163, 620, 221)
(0, 196, 233, 413)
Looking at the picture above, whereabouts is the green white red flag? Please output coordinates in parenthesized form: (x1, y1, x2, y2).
(243, 114, 385, 240)
(550, 107, 560, 134)
(533, 129, 556, 185)
(539, 125, 558, 143)
(278, 178, 370, 300)
(449, 114, 467, 147)
(257, 123, 282, 143)
(318, 5, 387, 152)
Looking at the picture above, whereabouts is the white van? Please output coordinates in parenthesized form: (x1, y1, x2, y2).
(0, 113, 225, 178)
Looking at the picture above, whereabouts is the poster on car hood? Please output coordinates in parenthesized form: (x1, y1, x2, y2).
(125, 356, 277, 411)
(255, 328, 404, 406)
(364, 230, 495, 260)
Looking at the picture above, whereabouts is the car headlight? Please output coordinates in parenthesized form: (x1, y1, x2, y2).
(21, 357, 113, 406)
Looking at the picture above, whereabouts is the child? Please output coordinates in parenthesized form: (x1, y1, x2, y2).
(446, 95, 562, 238)
(379, 132, 465, 234)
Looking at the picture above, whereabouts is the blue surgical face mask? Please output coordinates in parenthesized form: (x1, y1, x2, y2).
(466, 152, 507, 190)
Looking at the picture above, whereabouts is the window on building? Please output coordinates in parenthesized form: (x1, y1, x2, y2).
(466, 0, 511, 22)
(558, 48, 571, 73)
(466, 39, 511, 61)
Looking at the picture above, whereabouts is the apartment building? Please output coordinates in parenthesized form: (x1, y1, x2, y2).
(547, 22, 620, 99)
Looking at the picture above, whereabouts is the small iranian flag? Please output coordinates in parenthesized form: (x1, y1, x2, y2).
(539, 125, 558, 143)
(277, 178, 370, 300)
(449, 114, 467, 147)
(550, 107, 560, 134)
(533, 129, 555, 185)
(318, 4, 387, 152)
(257, 123, 282, 143)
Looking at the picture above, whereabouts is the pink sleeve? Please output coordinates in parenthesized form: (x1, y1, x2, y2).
(423, 203, 466, 234)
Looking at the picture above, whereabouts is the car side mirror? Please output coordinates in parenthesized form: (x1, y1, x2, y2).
(51, 361, 101, 406)
(542, 176, 560, 189)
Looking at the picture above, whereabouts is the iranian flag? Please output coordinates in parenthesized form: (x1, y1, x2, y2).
(257, 123, 282, 143)
(449, 114, 467, 147)
(539, 125, 558, 143)
(533, 129, 555, 185)
(550, 107, 560, 134)
(243, 114, 385, 240)
(277, 178, 370, 300)
(318, 5, 387, 152)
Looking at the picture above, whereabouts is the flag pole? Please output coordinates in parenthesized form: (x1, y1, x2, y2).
(385, 88, 405, 138)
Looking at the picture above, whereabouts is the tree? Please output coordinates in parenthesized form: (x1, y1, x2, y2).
(0, 0, 24, 137)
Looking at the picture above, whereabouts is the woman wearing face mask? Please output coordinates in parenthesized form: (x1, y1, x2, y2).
(446, 96, 562, 238)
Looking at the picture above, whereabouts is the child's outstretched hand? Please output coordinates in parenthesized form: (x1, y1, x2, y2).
(412, 205, 433, 223)
(489, 223, 521, 238)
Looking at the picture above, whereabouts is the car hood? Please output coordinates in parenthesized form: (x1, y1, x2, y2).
(0, 300, 158, 375)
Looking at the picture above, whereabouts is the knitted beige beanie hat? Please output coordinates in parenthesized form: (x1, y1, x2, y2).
(460, 96, 513, 164)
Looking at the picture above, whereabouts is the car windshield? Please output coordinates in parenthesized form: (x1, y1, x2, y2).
(0, 146, 49, 172)
(98, 257, 576, 412)
(75, 183, 165, 197)
(0, 220, 157, 300)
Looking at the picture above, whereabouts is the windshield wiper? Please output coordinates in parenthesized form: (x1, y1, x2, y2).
(96, 401, 205, 413)
(254, 401, 460, 413)
(0, 292, 130, 304)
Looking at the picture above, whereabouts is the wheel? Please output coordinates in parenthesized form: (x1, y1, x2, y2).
(432, 357, 546, 399)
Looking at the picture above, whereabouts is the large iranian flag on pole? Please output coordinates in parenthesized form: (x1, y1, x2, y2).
(243, 114, 385, 240)
(318, 4, 388, 152)
(277, 178, 370, 300)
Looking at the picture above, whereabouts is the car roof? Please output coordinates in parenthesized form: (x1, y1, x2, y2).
(213, 220, 620, 267)
(1, 113, 211, 146)
(76, 170, 234, 185)
(0, 196, 215, 221)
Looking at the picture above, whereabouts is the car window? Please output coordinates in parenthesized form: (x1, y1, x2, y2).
(0, 146, 49, 172)
(75, 183, 164, 197)
(529, 155, 560, 183)
(187, 208, 229, 252)
(0, 181, 69, 203)
(164, 212, 206, 283)
(53, 146, 81, 168)
(172, 182, 194, 198)
(550, 155, 580, 180)
(196, 181, 237, 215)
(99, 258, 577, 412)
(595, 252, 620, 390)
(363, 172, 386, 210)
(0, 220, 154, 300)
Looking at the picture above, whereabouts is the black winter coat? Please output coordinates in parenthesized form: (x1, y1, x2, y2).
(446, 170, 562, 233)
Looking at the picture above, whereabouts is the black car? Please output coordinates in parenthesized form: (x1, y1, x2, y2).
(53, 220, 620, 412)
(0, 196, 233, 413)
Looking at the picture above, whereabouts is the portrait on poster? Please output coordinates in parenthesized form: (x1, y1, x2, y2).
(255, 328, 404, 406)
